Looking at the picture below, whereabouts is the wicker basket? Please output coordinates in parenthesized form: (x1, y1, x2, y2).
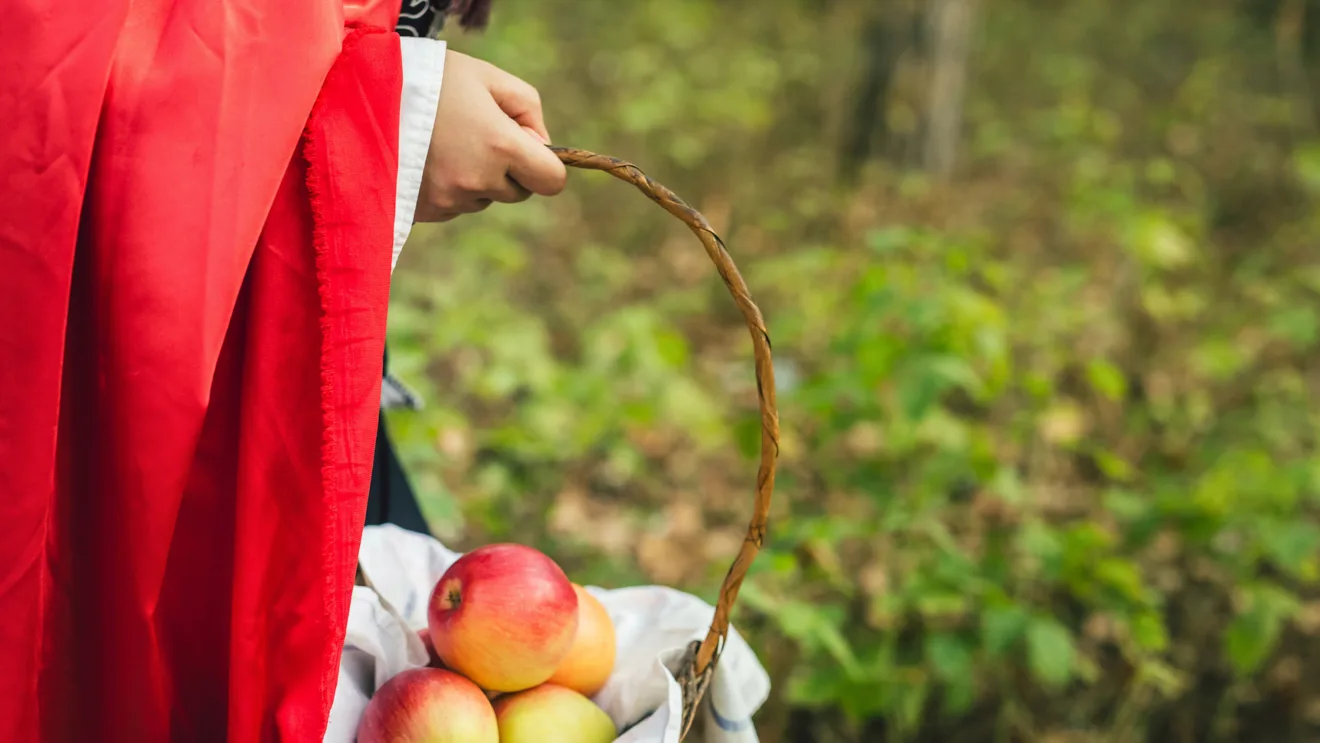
(360, 148, 780, 740)
(552, 147, 780, 739)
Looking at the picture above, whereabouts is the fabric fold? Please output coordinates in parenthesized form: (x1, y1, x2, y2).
(0, 5, 405, 741)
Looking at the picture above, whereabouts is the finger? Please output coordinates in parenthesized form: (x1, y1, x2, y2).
(415, 191, 491, 222)
(446, 198, 492, 217)
(520, 124, 549, 146)
(484, 69, 552, 144)
(484, 176, 534, 205)
(503, 124, 567, 196)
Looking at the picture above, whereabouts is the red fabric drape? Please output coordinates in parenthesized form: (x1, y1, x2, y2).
(0, 2, 404, 740)
(346, 0, 407, 28)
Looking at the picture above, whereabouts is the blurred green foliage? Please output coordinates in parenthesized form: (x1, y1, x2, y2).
(386, 0, 1320, 740)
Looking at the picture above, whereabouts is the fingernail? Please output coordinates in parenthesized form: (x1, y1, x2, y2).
(522, 125, 550, 145)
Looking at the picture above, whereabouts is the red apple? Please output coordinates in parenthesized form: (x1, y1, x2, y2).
(428, 543, 579, 692)
(416, 629, 502, 700)
(545, 584, 617, 697)
(356, 667, 497, 743)
(493, 684, 617, 743)
(418, 628, 444, 667)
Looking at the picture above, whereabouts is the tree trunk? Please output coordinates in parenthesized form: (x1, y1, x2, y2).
(837, 3, 922, 184)
(922, 0, 978, 179)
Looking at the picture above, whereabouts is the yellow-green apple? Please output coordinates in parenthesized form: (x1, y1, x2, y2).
(545, 584, 616, 696)
(493, 684, 617, 743)
(356, 667, 497, 743)
(427, 543, 579, 692)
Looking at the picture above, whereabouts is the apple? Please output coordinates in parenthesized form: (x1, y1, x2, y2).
(418, 628, 444, 667)
(493, 684, 617, 743)
(545, 584, 617, 696)
(356, 667, 497, 743)
(415, 629, 502, 701)
(428, 543, 579, 692)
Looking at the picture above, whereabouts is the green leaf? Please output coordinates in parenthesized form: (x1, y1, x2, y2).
(653, 327, 691, 367)
(896, 676, 931, 731)
(981, 604, 1028, 656)
(897, 355, 985, 421)
(774, 599, 864, 678)
(1135, 659, 1188, 697)
(1094, 558, 1147, 603)
(1086, 359, 1127, 401)
(1225, 584, 1300, 675)
(1268, 306, 1320, 349)
(1019, 521, 1064, 578)
(1103, 489, 1150, 523)
(732, 413, 762, 459)
(1090, 448, 1134, 482)
(1126, 211, 1195, 270)
(1026, 617, 1076, 688)
(1293, 142, 1320, 193)
(1130, 611, 1169, 653)
(925, 633, 974, 681)
(866, 226, 914, 254)
(1262, 521, 1320, 578)
(914, 590, 970, 620)
(990, 466, 1025, 505)
(785, 665, 851, 708)
(943, 673, 977, 715)
(898, 369, 942, 421)
(926, 354, 986, 397)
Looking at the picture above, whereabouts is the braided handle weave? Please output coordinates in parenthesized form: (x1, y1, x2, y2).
(552, 147, 779, 739)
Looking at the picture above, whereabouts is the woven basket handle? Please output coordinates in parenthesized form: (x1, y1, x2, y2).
(551, 146, 779, 739)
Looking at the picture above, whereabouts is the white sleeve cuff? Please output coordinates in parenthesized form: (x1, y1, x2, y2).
(393, 36, 446, 272)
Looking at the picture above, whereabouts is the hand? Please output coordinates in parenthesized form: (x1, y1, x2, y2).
(415, 50, 567, 223)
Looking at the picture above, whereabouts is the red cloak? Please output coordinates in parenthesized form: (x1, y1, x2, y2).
(0, 1, 412, 740)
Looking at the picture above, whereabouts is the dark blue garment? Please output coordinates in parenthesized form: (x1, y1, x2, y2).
(395, 0, 437, 38)
(369, 2, 498, 535)
(365, 348, 429, 534)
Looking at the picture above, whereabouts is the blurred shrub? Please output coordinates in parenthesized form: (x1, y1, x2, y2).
(385, 0, 1320, 740)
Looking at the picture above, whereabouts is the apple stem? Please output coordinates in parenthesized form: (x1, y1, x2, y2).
(441, 579, 463, 610)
